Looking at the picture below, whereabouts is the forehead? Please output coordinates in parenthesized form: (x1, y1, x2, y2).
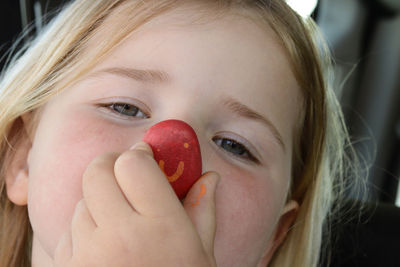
(91, 6, 302, 149)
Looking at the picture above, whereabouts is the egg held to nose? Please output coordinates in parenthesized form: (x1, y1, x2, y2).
(143, 120, 202, 199)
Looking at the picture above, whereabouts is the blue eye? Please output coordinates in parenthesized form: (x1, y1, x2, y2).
(213, 137, 259, 163)
(108, 103, 148, 119)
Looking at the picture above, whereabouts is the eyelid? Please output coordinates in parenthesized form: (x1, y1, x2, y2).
(213, 131, 262, 164)
(95, 97, 151, 115)
(95, 97, 152, 121)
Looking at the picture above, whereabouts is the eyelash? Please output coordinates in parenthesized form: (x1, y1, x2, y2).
(102, 102, 259, 163)
(103, 102, 149, 119)
(212, 137, 259, 163)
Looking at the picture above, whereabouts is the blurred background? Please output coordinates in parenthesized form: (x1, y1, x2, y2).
(1, 0, 399, 266)
(298, 0, 400, 208)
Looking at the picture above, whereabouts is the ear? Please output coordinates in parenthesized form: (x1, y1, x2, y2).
(4, 116, 33, 206)
(258, 200, 299, 266)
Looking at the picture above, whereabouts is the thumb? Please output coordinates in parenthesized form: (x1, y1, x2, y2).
(183, 171, 220, 256)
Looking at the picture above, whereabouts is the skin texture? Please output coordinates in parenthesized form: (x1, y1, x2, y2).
(6, 9, 302, 267)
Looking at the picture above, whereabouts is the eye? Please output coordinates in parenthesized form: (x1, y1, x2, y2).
(107, 103, 149, 119)
(212, 137, 259, 163)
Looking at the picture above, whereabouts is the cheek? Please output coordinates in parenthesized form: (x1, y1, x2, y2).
(208, 160, 289, 266)
(27, 109, 142, 256)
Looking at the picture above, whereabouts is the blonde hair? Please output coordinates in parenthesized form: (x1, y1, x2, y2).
(0, 0, 358, 266)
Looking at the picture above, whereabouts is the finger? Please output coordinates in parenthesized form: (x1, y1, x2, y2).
(114, 142, 184, 218)
(82, 153, 134, 226)
(71, 199, 96, 252)
(54, 231, 72, 267)
(183, 171, 220, 255)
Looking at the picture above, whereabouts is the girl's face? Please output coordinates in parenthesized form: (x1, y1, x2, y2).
(20, 10, 301, 267)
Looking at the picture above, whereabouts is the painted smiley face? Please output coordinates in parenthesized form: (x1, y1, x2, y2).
(143, 120, 202, 199)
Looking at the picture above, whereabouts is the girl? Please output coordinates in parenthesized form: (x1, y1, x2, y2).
(0, 0, 356, 266)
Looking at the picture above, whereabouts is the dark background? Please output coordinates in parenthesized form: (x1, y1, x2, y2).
(0, 1, 22, 69)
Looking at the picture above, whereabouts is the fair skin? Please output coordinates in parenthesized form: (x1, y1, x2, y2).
(6, 9, 301, 267)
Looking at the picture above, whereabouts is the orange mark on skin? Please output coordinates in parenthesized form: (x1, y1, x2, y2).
(184, 143, 189, 148)
(158, 160, 185, 182)
(192, 184, 206, 207)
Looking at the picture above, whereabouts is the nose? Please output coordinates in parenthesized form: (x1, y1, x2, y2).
(143, 110, 214, 174)
(143, 119, 202, 199)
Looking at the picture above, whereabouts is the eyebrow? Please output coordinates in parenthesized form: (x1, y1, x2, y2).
(93, 67, 170, 83)
(90, 67, 285, 151)
(221, 97, 286, 152)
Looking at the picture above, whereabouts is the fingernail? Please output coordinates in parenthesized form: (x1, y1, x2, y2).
(210, 171, 221, 186)
(130, 142, 154, 157)
(130, 141, 150, 151)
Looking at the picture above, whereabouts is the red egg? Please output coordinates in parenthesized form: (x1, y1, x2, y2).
(143, 120, 202, 199)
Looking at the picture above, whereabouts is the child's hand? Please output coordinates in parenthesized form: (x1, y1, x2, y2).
(54, 142, 220, 267)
